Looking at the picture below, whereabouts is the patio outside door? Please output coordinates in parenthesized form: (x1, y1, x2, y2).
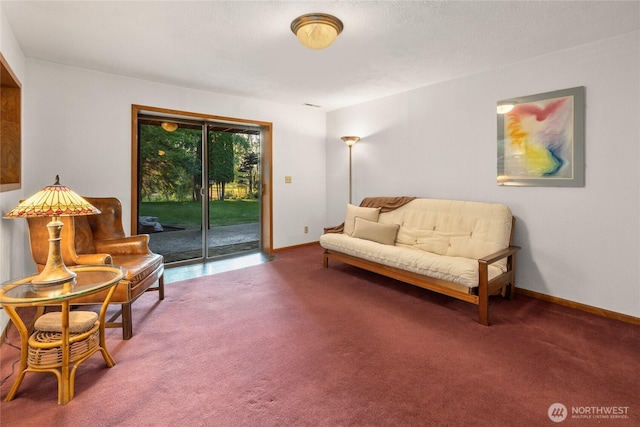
(136, 114, 261, 265)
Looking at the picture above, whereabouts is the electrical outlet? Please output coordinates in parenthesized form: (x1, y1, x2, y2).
(285, 176, 292, 183)
(304, 226, 309, 233)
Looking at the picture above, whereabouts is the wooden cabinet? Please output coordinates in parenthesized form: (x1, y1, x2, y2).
(1, 53, 21, 192)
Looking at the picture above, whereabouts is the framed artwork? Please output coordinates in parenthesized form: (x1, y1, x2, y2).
(497, 86, 585, 187)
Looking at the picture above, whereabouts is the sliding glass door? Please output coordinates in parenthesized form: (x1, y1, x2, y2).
(136, 112, 262, 265)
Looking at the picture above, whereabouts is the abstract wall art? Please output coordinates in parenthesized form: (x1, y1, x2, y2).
(497, 86, 585, 187)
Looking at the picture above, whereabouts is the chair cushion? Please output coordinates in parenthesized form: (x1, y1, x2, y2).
(110, 253, 164, 285)
(35, 311, 98, 333)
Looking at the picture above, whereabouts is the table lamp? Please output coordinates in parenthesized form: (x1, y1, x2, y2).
(4, 175, 100, 288)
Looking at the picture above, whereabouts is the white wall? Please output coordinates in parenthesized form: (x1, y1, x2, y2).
(327, 31, 640, 318)
(17, 59, 326, 264)
(0, 5, 27, 332)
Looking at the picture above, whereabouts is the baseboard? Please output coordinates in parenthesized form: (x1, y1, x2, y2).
(273, 241, 319, 252)
(516, 288, 640, 326)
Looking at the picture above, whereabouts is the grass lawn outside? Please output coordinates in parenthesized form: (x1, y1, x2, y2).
(140, 199, 259, 229)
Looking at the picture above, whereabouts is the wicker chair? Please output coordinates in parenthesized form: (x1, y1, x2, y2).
(26, 197, 164, 339)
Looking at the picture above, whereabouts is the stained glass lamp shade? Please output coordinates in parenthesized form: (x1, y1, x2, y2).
(4, 175, 100, 287)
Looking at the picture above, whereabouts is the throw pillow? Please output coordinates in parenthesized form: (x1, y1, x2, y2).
(343, 204, 381, 236)
(352, 217, 400, 245)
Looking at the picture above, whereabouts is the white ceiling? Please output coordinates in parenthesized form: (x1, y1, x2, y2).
(3, 1, 639, 111)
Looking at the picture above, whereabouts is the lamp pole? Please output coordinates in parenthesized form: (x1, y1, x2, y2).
(348, 144, 353, 204)
(340, 136, 360, 205)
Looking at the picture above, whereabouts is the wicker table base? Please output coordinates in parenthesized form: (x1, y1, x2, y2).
(28, 325, 100, 367)
(0, 265, 124, 404)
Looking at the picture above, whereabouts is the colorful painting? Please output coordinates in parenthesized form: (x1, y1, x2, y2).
(497, 87, 585, 187)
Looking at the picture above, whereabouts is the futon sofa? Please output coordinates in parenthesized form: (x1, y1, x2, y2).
(320, 197, 520, 325)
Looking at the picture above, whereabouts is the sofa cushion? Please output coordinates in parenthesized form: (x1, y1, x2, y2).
(343, 204, 381, 236)
(320, 232, 505, 288)
(395, 225, 432, 246)
(380, 199, 512, 269)
(352, 217, 400, 245)
(396, 226, 453, 255)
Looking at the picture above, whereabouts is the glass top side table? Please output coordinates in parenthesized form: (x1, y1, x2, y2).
(0, 265, 125, 404)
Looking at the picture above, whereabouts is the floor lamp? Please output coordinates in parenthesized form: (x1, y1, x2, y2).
(340, 136, 360, 204)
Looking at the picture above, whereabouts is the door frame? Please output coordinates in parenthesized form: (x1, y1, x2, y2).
(131, 104, 273, 257)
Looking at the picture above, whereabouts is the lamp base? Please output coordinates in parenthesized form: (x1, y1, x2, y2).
(31, 270, 77, 288)
(31, 217, 77, 289)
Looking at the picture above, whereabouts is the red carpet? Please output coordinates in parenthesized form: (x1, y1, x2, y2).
(1, 244, 639, 426)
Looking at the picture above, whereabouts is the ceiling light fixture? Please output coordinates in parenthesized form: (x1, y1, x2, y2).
(161, 122, 178, 132)
(291, 13, 344, 50)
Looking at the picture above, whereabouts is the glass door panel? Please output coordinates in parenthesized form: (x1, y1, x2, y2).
(138, 119, 204, 263)
(205, 126, 261, 258)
